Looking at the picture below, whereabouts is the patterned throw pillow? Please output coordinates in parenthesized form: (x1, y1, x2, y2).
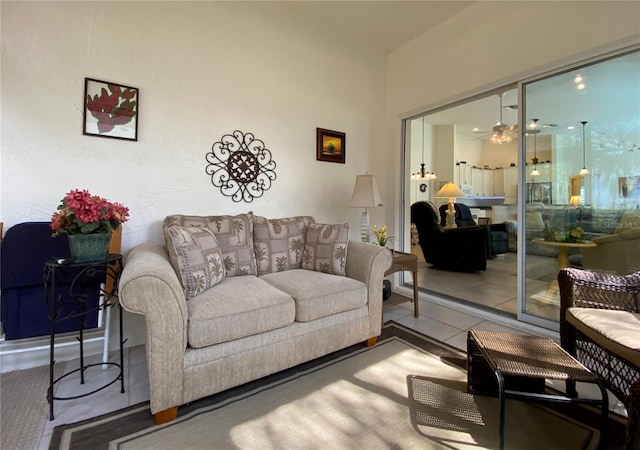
(302, 223, 349, 276)
(163, 213, 256, 277)
(166, 226, 226, 300)
(253, 215, 315, 275)
(525, 211, 545, 229)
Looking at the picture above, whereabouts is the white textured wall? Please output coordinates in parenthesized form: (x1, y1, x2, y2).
(1, 1, 386, 351)
(1, 1, 387, 251)
(387, 1, 640, 243)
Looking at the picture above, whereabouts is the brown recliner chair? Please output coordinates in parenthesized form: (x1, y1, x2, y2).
(411, 201, 487, 272)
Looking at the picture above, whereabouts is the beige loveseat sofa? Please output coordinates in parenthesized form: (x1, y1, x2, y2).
(119, 213, 392, 424)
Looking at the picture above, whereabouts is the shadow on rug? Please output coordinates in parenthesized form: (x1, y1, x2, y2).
(50, 323, 610, 450)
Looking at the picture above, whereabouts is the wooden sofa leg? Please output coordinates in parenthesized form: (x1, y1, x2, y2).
(155, 406, 178, 425)
(365, 337, 377, 347)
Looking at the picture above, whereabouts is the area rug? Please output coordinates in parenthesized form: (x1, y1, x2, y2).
(1, 363, 63, 450)
(50, 323, 600, 450)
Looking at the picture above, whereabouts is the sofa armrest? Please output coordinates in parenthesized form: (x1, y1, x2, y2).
(345, 241, 393, 338)
(119, 243, 188, 414)
(489, 222, 508, 233)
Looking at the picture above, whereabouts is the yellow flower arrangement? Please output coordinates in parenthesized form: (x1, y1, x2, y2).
(372, 224, 395, 247)
(543, 222, 585, 243)
(566, 226, 585, 243)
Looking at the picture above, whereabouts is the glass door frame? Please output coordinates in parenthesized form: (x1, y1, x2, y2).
(400, 43, 639, 331)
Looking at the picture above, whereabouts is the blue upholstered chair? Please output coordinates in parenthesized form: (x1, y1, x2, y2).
(0, 222, 100, 340)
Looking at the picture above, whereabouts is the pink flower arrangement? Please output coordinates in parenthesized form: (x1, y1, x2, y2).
(51, 189, 129, 236)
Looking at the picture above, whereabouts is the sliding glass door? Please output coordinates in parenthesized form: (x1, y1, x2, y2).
(519, 49, 640, 328)
(404, 46, 639, 330)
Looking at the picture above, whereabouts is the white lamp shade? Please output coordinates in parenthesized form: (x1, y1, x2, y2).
(434, 182, 465, 199)
(349, 174, 383, 208)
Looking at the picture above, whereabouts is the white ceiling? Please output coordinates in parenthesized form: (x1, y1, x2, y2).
(282, 1, 474, 55)
(284, 2, 638, 146)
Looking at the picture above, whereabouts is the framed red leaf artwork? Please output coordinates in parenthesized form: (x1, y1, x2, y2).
(83, 78, 139, 141)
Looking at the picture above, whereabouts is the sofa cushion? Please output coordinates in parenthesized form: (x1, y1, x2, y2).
(164, 213, 256, 277)
(253, 215, 315, 275)
(620, 227, 640, 240)
(593, 233, 622, 245)
(302, 223, 349, 276)
(187, 275, 295, 348)
(166, 226, 226, 300)
(566, 307, 640, 367)
(614, 212, 640, 234)
(525, 211, 545, 229)
(261, 269, 367, 322)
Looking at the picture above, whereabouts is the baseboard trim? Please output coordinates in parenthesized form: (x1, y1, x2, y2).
(0, 330, 105, 373)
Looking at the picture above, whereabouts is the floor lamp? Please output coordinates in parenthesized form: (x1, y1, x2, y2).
(349, 174, 383, 242)
(435, 182, 465, 228)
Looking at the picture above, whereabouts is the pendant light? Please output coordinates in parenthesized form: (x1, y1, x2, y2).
(529, 118, 540, 177)
(411, 117, 437, 181)
(579, 121, 590, 175)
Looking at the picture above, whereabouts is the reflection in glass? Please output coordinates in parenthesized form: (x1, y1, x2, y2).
(522, 50, 640, 325)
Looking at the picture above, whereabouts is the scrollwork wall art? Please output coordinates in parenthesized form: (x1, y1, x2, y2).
(205, 130, 277, 203)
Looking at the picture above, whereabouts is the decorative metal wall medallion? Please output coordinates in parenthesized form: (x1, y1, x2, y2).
(206, 130, 277, 203)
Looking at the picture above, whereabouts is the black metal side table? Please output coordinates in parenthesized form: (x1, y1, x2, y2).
(45, 253, 125, 420)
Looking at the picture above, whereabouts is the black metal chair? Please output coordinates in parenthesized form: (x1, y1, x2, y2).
(411, 201, 487, 272)
(439, 203, 509, 257)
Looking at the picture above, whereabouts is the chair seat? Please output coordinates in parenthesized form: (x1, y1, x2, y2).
(567, 307, 640, 367)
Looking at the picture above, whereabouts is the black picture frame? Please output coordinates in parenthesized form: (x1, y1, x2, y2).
(83, 78, 139, 141)
(619, 176, 640, 198)
(316, 128, 345, 163)
(527, 182, 552, 204)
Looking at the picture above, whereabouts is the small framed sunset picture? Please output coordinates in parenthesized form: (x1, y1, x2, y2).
(316, 128, 345, 163)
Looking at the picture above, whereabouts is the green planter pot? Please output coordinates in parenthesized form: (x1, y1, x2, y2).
(68, 233, 111, 263)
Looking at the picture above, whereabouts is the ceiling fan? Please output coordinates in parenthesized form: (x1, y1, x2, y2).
(473, 93, 517, 144)
(473, 94, 559, 143)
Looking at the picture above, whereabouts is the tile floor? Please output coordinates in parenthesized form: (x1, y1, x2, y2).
(37, 345, 150, 450)
(409, 245, 563, 322)
(35, 276, 624, 450)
